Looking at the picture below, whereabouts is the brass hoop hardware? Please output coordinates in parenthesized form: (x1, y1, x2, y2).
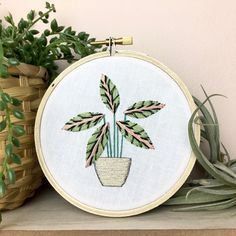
(90, 36, 133, 46)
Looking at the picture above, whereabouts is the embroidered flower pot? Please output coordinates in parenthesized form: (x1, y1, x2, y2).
(94, 157, 131, 187)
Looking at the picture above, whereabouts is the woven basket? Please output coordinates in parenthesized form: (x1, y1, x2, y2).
(0, 63, 48, 210)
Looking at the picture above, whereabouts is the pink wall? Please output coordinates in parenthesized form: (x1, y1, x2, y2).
(1, 0, 236, 157)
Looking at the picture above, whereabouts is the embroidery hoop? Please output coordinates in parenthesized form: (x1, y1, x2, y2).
(35, 50, 200, 217)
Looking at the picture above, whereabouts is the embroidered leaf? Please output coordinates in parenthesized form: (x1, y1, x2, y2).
(85, 123, 109, 167)
(124, 100, 165, 119)
(116, 120, 154, 149)
(100, 74, 120, 113)
(63, 112, 104, 132)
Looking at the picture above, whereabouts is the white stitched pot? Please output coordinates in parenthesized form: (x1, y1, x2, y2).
(94, 157, 131, 187)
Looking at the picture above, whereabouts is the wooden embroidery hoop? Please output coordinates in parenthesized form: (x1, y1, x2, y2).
(34, 50, 200, 217)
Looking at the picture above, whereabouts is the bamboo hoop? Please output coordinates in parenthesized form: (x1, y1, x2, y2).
(0, 63, 48, 210)
(35, 51, 201, 217)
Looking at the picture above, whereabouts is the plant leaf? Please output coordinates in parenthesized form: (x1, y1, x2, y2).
(8, 58, 19, 66)
(13, 109, 24, 120)
(85, 123, 109, 167)
(11, 153, 21, 164)
(1, 93, 11, 103)
(201, 86, 221, 159)
(191, 178, 224, 187)
(12, 137, 20, 147)
(189, 94, 236, 186)
(0, 101, 6, 111)
(173, 198, 236, 211)
(116, 120, 154, 149)
(194, 97, 218, 163)
(165, 189, 232, 205)
(13, 125, 25, 136)
(0, 120, 6, 132)
(11, 97, 22, 106)
(63, 112, 104, 132)
(124, 100, 165, 119)
(213, 161, 236, 179)
(100, 74, 120, 113)
(0, 181, 6, 197)
(7, 168, 16, 184)
(50, 19, 58, 32)
(194, 186, 236, 196)
(5, 143, 13, 156)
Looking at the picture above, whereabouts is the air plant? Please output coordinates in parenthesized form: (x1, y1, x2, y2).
(165, 87, 236, 211)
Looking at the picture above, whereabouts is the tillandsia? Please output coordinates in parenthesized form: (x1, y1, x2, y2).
(63, 74, 165, 167)
(0, 2, 102, 202)
(165, 87, 236, 211)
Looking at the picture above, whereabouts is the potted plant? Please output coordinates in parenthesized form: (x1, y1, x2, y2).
(0, 1, 102, 210)
(165, 88, 236, 210)
(63, 74, 165, 187)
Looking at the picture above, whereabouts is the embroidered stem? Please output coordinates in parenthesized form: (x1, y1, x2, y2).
(116, 124, 119, 158)
(108, 125, 112, 157)
(113, 113, 116, 157)
(120, 114, 126, 157)
(103, 117, 110, 157)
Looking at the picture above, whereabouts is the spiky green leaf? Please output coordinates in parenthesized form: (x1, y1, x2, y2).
(63, 112, 104, 132)
(116, 120, 154, 149)
(188, 94, 236, 186)
(100, 74, 120, 113)
(165, 188, 232, 205)
(85, 123, 109, 167)
(213, 161, 236, 178)
(124, 100, 165, 119)
(193, 186, 236, 196)
(173, 198, 236, 211)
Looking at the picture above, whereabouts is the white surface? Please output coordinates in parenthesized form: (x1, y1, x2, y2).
(40, 56, 192, 211)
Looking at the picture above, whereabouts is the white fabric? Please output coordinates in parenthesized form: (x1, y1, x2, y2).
(40, 56, 192, 211)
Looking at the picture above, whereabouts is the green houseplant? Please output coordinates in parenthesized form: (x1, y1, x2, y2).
(165, 88, 236, 210)
(63, 74, 165, 187)
(0, 1, 102, 211)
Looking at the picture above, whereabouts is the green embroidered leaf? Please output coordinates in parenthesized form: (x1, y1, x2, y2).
(100, 74, 120, 113)
(63, 112, 104, 132)
(124, 100, 165, 119)
(85, 123, 109, 167)
(116, 120, 154, 149)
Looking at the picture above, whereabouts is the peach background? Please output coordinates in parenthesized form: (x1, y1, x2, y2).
(1, 0, 236, 157)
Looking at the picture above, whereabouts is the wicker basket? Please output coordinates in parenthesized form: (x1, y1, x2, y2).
(0, 63, 47, 210)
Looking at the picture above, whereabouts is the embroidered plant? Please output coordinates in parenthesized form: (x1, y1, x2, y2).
(63, 74, 165, 167)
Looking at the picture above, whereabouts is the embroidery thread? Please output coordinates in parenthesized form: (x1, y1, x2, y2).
(63, 74, 165, 187)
